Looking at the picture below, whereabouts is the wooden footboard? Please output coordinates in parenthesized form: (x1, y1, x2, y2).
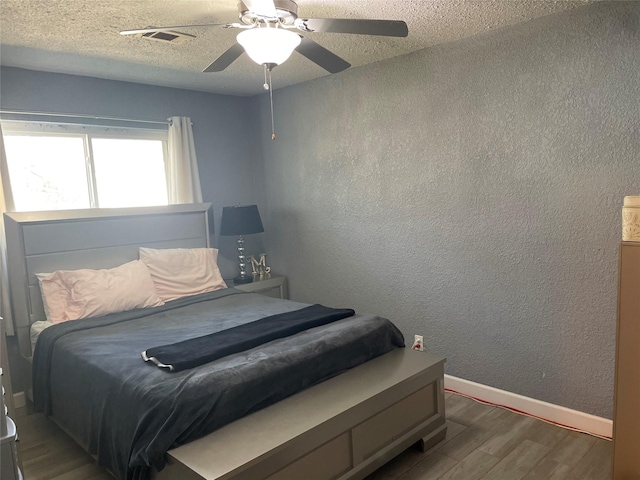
(154, 348, 446, 480)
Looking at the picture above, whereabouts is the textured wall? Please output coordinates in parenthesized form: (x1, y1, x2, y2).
(253, 2, 640, 418)
(0, 67, 262, 391)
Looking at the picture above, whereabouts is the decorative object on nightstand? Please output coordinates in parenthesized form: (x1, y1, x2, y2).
(220, 205, 264, 285)
(249, 253, 271, 281)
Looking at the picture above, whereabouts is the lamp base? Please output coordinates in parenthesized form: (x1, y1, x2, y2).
(234, 276, 253, 285)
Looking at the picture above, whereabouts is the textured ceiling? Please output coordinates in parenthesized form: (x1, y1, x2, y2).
(0, 0, 595, 96)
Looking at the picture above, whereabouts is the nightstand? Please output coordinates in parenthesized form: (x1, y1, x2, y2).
(229, 275, 288, 299)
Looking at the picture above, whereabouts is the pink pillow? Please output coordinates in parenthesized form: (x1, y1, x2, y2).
(139, 247, 227, 302)
(38, 261, 164, 324)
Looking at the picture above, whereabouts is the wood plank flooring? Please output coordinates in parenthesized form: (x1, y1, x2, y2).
(13, 392, 612, 480)
(365, 393, 612, 480)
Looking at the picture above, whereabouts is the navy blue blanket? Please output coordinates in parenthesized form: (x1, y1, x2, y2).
(143, 304, 355, 371)
(32, 289, 404, 480)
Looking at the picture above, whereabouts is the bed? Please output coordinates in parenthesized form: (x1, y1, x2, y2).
(4, 204, 446, 480)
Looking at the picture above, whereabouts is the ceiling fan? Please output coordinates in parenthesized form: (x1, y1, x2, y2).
(121, 0, 408, 140)
(120, 0, 409, 74)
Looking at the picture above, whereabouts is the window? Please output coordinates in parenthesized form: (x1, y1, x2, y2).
(2, 121, 169, 212)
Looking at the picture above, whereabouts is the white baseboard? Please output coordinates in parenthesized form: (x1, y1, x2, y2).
(13, 391, 26, 409)
(444, 374, 612, 439)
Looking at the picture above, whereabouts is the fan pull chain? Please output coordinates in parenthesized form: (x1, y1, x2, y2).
(263, 65, 269, 91)
(261, 64, 277, 140)
(268, 67, 276, 140)
(267, 68, 276, 140)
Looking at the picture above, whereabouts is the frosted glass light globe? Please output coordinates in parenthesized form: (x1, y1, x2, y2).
(237, 27, 301, 66)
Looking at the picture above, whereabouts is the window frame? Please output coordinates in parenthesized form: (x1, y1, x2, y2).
(1, 120, 169, 210)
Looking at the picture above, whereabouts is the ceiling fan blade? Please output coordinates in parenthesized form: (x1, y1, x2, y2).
(241, 0, 277, 18)
(203, 43, 246, 72)
(120, 24, 236, 36)
(296, 37, 350, 74)
(297, 18, 408, 37)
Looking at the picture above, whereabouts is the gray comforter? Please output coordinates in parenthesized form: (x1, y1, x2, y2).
(33, 289, 404, 480)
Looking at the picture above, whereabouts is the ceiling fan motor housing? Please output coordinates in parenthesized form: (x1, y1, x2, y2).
(238, 0, 298, 25)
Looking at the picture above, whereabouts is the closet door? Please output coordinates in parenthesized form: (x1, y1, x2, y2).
(612, 242, 640, 478)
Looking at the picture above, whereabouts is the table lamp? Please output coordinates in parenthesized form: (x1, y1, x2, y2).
(220, 205, 264, 284)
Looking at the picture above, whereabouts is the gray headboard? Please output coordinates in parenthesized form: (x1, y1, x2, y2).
(4, 203, 211, 356)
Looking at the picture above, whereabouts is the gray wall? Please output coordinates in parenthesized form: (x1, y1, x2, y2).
(0, 67, 262, 391)
(253, 2, 640, 418)
(0, 67, 262, 275)
(1, 2, 638, 418)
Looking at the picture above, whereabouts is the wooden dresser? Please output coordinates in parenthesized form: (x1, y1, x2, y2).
(612, 242, 640, 479)
(1, 318, 23, 480)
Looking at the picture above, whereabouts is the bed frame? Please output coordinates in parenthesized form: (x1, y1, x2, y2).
(4, 204, 446, 480)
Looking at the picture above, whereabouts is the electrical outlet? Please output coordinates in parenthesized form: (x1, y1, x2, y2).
(412, 335, 424, 351)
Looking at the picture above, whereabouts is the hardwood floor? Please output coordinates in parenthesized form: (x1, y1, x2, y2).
(13, 406, 112, 480)
(13, 392, 612, 480)
(365, 393, 612, 480)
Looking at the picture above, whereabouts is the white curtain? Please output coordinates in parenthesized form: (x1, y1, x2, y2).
(167, 116, 203, 204)
(0, 123, 15, 335)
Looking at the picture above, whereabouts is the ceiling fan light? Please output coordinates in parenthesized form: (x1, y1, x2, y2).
(237, 27, 301, 66)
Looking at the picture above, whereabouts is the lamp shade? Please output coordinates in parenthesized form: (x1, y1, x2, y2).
(237, 27, 301, 66)
(220, 205, 264, 236)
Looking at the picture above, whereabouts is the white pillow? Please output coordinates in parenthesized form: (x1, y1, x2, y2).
(139, 247, 227, 302)
(30, 320, 53, 351)
(38, 260, 164, 324)
(36, 272, 53, 322)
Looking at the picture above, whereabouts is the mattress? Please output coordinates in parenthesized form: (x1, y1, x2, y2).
(32, 288, 405, 480)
